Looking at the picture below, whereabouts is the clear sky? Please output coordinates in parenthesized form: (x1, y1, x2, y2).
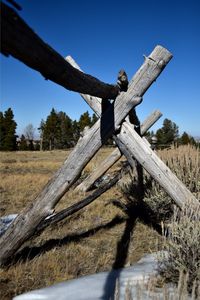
(0, 0, 200, 138)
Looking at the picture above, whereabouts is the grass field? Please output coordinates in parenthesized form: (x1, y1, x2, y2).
(0, 145, 199, 299)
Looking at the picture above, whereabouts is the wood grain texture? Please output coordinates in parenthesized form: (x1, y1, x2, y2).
(76, 110, 163, 192)
(0, 45, 172, 265)
(116, 122, 198, 208)
(1, 2, 119, 99)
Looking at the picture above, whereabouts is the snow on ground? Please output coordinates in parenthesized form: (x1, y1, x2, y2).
(0, 214, 18, 236)
(13, 253, 178, 300)
(0, 216, 179, 299)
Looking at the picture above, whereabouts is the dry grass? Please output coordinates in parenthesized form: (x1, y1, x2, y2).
(0, 145, 199, 299)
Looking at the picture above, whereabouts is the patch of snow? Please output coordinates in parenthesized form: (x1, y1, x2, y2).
(13, 253, 171, 300)
(0, 213, 56, 236)
(0, 214, 18, 236)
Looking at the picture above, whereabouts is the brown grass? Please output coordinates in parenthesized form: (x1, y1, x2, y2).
(0, 145, 199, 299)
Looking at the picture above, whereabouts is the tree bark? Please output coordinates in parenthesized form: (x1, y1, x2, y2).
(76, 110, 162, 192)
(37, 164, 130, 234)
(0, 2, 120, 99)
(0, 45, 172, 265)
(115, 122, 199, 208)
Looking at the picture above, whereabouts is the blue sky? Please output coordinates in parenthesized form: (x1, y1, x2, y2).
(0, 0, 200, 137)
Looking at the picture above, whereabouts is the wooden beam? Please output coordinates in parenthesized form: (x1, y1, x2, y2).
(0, 46, 172, 265)
(0, 2, 120, 99)
(76, 110, 162, 192)
(115, 122, 199, 208)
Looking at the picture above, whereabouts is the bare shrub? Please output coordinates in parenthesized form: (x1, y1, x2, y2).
(159, 201, 200, 295)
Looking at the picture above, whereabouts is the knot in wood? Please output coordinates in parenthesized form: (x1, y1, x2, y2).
(157, 59, 166, 69)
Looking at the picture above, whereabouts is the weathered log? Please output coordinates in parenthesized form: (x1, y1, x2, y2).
(67, 56, 198, 207)
(76, 110, 162, 192)
(115, 122, 199, 208)
(0, 45, 172, 265)
(0, 2, 120, 99)
(37, 164, 130, 233)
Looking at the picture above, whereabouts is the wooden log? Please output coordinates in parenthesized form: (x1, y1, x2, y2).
(36, 164, 130, 234)
(76, 110, 162, 192)
(115, 122, 199, 208)
(0, 2, 120, 99)
(0, 45, 172, 265)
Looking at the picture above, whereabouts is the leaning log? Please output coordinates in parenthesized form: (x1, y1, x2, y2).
(115, 122, 199, 208)
(76, 110, 162, 192)
(37, 164, 130, 234)
(0, 2, 120, 99)
(0, 46, 172, 265)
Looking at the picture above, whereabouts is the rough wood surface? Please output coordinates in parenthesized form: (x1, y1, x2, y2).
(76, 110, 162, 192)
(0, 45, 172, 265)
(1, 2, 120, 99)
(115, 122, 199, 208)
(37, 164, 130, 234)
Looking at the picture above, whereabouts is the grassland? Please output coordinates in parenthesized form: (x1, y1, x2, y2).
(0, 145, 199, 299)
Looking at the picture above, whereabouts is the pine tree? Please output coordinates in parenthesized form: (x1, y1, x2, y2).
(91, 113, 98, 126)
(78, 111, 92, 132)
(43, 108, 60, 150)
(0, 112, 5, 150)
(2, 108, 17, 151)
(156, 118, 179, 147)
(19, 134, 28, 151)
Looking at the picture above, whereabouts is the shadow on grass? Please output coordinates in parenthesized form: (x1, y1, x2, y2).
(8, 215, 126, 266)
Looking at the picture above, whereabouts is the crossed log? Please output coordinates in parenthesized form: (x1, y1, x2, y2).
(0, 4, 198, 265)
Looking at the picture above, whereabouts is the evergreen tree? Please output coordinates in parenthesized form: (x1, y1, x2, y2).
(57, 111, 74, 148)
(2, 108, 17, 151)
(156, 118, 179, 147)
(180, 132, 190, 145)
(0, 112, 5, 150)
(179, 132, 196, 146)
(43, 108, 60, 150)
(78, 111, 92, 132)
(19, 134, 28, 151)
(91, 113, 98, 126)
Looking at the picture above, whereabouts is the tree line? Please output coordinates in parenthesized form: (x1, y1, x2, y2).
(0, 107, 198, 151)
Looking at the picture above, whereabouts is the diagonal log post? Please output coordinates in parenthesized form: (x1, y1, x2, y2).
(114, 123, 198, 207)
(0, 45, 172, 265)
(76, 110, 162, 192)
(67, 57, 199, 207)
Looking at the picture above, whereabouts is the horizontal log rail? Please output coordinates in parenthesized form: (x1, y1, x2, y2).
(0, 45, 172, 265)
(1, 2, 121, 99)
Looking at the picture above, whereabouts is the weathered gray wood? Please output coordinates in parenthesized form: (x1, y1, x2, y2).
(0, 46, 172, 265)
(36, 163, 130, 234)
(115, 122, 199, 208)
(68, 57, 198, 208)
(76, 110, 162, 192)
(1, 2, 120, 99)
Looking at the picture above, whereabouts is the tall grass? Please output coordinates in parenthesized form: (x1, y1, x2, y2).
(0, 145, 199, 299)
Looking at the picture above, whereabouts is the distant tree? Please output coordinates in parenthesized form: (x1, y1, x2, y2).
(24, 123, 35, 141)
(72, 120, 80, 144)
(179, 132, 196, 146)
(19, 134, 28, 151)
(57, 111, 74, 148)
(78, 111, 92, 132)
(180, 132, 190, 145)
(43, 108, 60, 150)
(38, 119, 46, 150)
(156, 118, 179, 147)
(2, 108, 17, 151)
(91, 113, 98, 126)
(0, 111, 5, 150)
